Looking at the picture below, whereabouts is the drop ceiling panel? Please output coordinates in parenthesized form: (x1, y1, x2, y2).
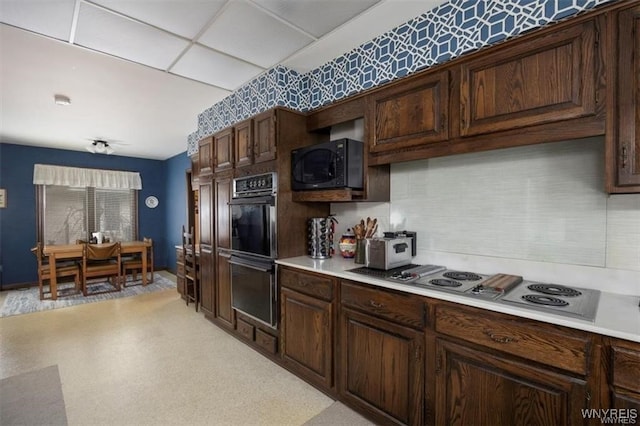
(89, 0, 227, 39)
(74, 2, 190, 70)
(283, 0, 447, 73)
(254, 0, 381, 38)
(0, 0, 76, 41)
(198, 0, 313, 69)
(171, 44, 263, 90)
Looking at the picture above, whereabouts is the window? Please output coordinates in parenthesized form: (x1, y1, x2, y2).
(33, 164, 142, 244)
(37, 186, 138, 244)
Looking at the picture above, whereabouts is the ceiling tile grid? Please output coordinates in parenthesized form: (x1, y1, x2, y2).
(188, 0, 614, 152)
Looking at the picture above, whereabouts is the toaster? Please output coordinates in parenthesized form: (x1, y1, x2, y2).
(365, 231, 417, 270)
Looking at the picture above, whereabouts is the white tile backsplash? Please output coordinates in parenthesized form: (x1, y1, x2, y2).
(606, 194, 640, 270)
(330, 137, 640, 295)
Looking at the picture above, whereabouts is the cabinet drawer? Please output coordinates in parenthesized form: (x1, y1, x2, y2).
(612, 343, 640, 393)
(340, 281, 426, 329)
(279, 267, 334, 301)
(236, 317, 255, 341)
(435, 305, 590, 375)
(256, 329, 278, 355)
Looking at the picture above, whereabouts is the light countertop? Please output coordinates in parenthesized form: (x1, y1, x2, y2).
(276, 255, 640, 343)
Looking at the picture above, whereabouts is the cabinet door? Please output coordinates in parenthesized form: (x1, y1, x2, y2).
(215, 174, 231, 249)
(281, 288, 333, 391)
(610, 5, 640, 190)
(199, 245, 214, 315)
(198, 176, 213, 247)
(198, 136, 213, 176)
(460, 20, 598, 136)
(234, 118, 253, 167)
(610, 339, 640, 412)
(339, 307, 424, 426)
(435, 338, 589, 426)
(253, 109, 276, 163)
(214, 128, 234, 172)
(215, 251, 234, 328)
(368, 70, 449, 153)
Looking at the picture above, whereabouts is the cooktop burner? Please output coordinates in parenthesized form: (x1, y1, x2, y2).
(443, 271, 482, 281)
(522, 294, 569, 307)
(501, 280, 600, 321)
(429, 278, 462, 287)
(527, 284, 582, 297)
(409, 270, 495, 298)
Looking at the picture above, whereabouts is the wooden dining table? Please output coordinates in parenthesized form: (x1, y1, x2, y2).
(43, 240, 152, 300)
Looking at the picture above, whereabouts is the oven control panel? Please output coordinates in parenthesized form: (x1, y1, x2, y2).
(233, 172, 277, 197)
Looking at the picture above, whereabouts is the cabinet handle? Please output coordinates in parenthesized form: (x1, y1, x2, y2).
(460, 104, 466, 129)
(435, 350, 442, 374)
(622, 145, 628, 169)
(369, 300, 384, 309)
(441, 113, 446, 131)
(414, 346, 422, 360)
(483, 329, 517, 344)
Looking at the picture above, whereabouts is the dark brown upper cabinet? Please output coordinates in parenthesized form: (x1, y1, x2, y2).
(233, 110, 276, 168)
(234, 118, 253, 168)
(459, 20, 598, 137)
(367, 70, 449, 153)
(198, 136, 213, 176)
(213, 128, 234, 172)
(607, 4, 640, 193)
(253, 109, 277, 164)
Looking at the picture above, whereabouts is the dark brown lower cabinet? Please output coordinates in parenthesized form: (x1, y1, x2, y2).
(281, 287, 334, 392)
(215, 251, 233, 329)
(339, 307, 424, 426)
(435, 338, 589, 426)
(609, 338, 640, 412)
(199, 246, 214, 315)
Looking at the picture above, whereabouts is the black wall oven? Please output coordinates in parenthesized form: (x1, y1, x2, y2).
(229, 172, 278, 328)
(229, 254, 276, 327)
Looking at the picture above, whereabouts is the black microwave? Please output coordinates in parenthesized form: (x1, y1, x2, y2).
(291, 138, 364, 191)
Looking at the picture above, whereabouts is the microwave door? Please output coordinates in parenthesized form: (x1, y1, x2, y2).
(293, 149, 336, 188)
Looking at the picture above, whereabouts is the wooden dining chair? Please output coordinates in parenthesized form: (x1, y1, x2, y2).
(81, 242, 122, 296)
(122, 237, 154, 286)
(182, 225, 199, 311)
(31, 242, 81, 300)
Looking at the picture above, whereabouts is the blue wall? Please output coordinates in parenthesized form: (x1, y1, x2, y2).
(164, 151, 191, 274)
(0, 143, 167, 288)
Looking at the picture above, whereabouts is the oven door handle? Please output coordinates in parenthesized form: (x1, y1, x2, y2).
(228, 196, 275, 206)
(228, 256, 273, 273)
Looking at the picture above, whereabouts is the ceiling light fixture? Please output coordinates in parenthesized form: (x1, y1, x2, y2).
(54, 94, 71, 106)
(86, 140, 115, 155)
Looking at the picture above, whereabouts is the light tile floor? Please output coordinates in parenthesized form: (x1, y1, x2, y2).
(0, 271, 336, 426)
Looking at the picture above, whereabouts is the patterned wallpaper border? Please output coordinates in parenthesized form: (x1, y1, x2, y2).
(187, 0, 615, 155)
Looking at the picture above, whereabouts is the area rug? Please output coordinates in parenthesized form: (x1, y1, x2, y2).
(0, 365, 68, 426)
(0, 275, 176, 318)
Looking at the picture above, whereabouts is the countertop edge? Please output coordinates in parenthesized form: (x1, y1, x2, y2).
(276, 256, 640, 343)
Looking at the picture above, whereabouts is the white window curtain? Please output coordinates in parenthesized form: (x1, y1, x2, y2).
(33, 164, 142, 189)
